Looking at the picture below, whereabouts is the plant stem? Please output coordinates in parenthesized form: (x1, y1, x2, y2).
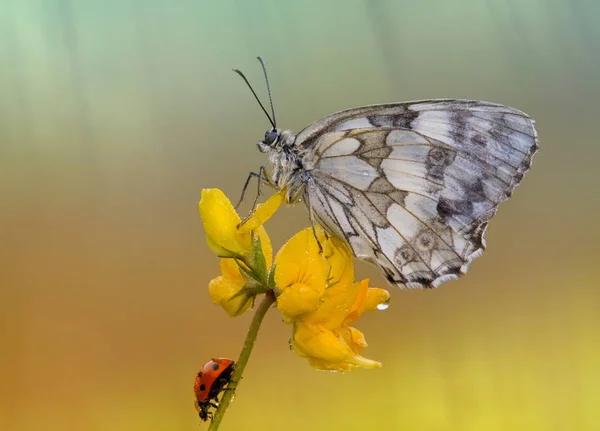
(208, 290, 276, 430)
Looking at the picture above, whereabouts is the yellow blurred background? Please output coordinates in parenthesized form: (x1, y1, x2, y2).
(1, 1, 599, 430)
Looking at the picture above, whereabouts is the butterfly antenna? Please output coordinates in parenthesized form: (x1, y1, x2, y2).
(256, 56, 276, 128)
(232, 68, 276, 129)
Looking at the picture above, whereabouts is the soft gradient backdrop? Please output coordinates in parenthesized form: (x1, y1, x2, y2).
(1, 1, 599, 430)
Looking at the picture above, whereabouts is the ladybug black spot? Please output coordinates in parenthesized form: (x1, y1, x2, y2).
(197, 371, 202, 377)
(212, 363, 220, 371)
(200, 384, 206, 391)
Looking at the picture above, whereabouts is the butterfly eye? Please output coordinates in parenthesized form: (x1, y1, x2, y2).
(264, 129, 279, 145)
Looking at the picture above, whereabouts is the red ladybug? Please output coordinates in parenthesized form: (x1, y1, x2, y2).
(194, 358, 235, 422)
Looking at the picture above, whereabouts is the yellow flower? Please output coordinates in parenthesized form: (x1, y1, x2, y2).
(200, 189, 279, 316)
(198, 189, 281, 259)
(199, 188, 390, 368)
(274, 227, 390, 371)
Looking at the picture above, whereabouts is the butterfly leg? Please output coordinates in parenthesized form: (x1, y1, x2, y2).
(305, 186, 324, 254)
(235, 169, 262, 210)
(235, 166, 273, 211)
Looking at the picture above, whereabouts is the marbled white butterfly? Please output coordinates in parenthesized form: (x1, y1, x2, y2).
(235, 57, 538, 289)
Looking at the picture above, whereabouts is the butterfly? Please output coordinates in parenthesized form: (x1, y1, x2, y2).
(234, 57, 538, 289)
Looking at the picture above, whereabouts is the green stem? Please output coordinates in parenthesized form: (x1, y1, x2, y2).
(208, 290, 276, 430)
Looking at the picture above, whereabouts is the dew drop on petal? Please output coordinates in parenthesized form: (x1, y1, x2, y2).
(377, 301, 389, 311)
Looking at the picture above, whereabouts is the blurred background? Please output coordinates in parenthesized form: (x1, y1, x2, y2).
(1, 1, 599, 430)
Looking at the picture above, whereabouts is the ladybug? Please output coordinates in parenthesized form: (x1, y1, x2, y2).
(194, 358, 235, 422)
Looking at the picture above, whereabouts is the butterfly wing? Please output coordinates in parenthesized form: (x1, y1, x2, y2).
(298, 99, 538, 288)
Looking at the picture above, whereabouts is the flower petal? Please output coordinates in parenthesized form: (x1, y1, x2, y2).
(277, 282, 323, 321)
(292, 323, 352, 364)
(344, 354, 382, 369)
(208, 275, 253, 317)
(301, 276, 363, 329)
(324, 234, 354, 289)
(347, 326, 368, 350)
(363, 287, 390, 313)
(199, 189, 251, 258)
(238, 192, 284, 235)
(292, 323, 382, 371)
(344, 279, 369, 324)
(307, 358, 357, 372)
(274, 228, 327, 294)
(219, 258, 245, 283)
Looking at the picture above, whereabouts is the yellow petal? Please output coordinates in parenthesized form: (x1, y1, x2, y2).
(274, 228, 327, 293)
(238, 192, 283, 234)
(199, 189, 251, 258)
(346, 326, 368, 351)
(293, 323, 382, 371)
(292, 323, 351, 364)
(219, 258, 245, 283)
(344, 354, 382, 369)
(301, 276, 363, 329)
(344, 279, 369, 324)
(208, 276, 253, 317)
(277, 282, 322, 321)
(307, 358, 357, 372)
(363, 287, 390, 313)
(323, 234, 354, 288)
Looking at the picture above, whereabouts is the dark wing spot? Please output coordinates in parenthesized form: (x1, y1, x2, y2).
(463, 178, 487, 203)
(199, 384, 206, 391)
(367, 110, 419, 129)
(390, 190, 407, 206)
(394, 110, 420, 129)
(351, 130, 389, 153)
(368, 177, 397, 194)
(383, 267, 397, 283)
(415, 231, 436, 251)
(212, 363, 220, 371)
(428, 148, 447, 165)
(395, 246, 416, 266)
(367, 115, 395, 127)
(450, 111, 470, 143)
(358, 147, 392, 159)
(436, 198, 454, 221)
(437, 197, 473, 221)
(471, 133, 487, 147)
(409, 275, 435, 287)
(425, 148, 456, 180)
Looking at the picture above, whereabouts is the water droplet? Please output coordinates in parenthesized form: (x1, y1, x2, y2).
(377, 301, 390, 311)
(361, 170, 370, 176)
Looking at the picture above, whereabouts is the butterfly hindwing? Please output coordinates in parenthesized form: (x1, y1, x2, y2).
(298, 99, 538, 288)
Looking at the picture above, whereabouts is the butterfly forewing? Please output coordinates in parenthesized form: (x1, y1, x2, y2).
(296, 99, 538, 288)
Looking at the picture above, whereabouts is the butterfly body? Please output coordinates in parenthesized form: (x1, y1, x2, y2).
(256, 99, 538, 289)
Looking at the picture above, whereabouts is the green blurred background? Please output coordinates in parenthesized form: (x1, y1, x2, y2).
(1, 1, 599, 430)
